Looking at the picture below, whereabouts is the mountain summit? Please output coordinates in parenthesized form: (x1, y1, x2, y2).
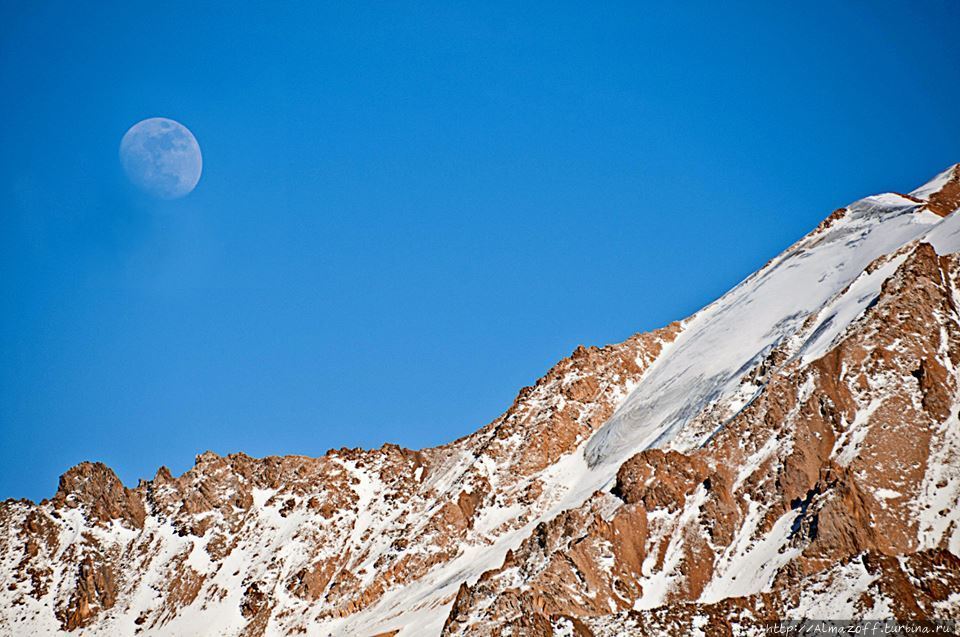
(3, 166, 960, 636)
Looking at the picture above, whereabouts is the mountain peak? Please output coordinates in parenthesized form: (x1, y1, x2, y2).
(52, 461, 145, 528)
(910, 163, 960, 216)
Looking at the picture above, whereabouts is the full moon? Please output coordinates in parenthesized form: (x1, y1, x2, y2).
(119, 117, 202, 199)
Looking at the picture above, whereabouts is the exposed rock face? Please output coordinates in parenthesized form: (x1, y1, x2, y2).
(922, 164, 960, 217)
(53, 462, 146, 529)
(2, 165, 960, 636)
(59, 555, 117, 631)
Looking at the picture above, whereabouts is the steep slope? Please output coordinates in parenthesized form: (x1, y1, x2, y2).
(2, 165, 960, 636)
(586, 169, 959, 466)
(442, 240, 960, 634)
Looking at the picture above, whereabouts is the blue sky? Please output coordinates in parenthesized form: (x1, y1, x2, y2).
(1, 2, 958, 501)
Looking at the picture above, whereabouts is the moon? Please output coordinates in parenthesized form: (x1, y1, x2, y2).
(119, 117, 202, 199)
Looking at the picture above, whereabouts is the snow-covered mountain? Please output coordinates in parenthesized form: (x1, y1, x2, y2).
(3, 165, 960, 636)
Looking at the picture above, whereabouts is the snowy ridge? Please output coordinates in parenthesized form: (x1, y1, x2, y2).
(3, 165, 960, 636)
(439, 164, 960, 634)
(586, 174, 960, 468)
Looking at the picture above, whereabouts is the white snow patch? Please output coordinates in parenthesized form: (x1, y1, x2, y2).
(832, 398, 883, 467)
(700, 498, 801, 603)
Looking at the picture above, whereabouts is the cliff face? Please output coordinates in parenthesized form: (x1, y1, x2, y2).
(3, 166, 960, 636)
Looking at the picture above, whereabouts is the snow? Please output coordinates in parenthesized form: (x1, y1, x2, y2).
(633, 485, 709, 610)
(787, 557, 892, 619)
(595, 539, 616, 575)
(916, 403, 960, 552)
(185, 531, 214, 573)
(690, 614, 708, 637)
(587, 186, 952, 469)
(911, 164, 958, 201)
(797, 252, 908, 364)
(832, 398, 883, 467)
(552, 616, 576, 637)
(251, 487, 275, 508)
(342, 460, 376, 552)
(872, 488, 902, 501)
(699, 498, 801, 603)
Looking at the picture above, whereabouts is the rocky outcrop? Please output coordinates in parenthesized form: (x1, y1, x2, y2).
(58, 555, 117, 630)
(613, 449, 709, 510)
(53, 462, 146, 529)
(922, 164, 960, 217)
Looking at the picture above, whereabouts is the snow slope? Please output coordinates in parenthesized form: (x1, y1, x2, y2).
(436, 164, 960, 636)
(586, 172, 960, 468)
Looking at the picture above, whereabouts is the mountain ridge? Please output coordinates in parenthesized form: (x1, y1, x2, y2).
(3, 164, 960, 636)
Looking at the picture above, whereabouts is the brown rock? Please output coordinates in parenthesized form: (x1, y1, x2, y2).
(53, 462, 146, 529)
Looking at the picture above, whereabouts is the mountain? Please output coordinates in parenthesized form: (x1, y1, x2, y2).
(3, 165, 960, 636)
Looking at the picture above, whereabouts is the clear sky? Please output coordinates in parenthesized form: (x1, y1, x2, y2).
(1, 2, 958, 502)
